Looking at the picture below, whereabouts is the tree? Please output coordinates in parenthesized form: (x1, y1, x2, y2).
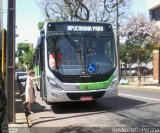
(146, 22, 160, 49)
(36, 0, 90, 21)
(122, 14, 152, 46)
(16, 42, 35, 71)
(121, 14, 153, 85)
(36, 0, 133, 24)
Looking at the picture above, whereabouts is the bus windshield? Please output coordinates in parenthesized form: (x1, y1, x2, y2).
(47, 34, 116, 75)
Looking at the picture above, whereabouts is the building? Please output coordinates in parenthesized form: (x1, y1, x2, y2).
(148, 0, 160, 24)
(147, 0, 160, 80)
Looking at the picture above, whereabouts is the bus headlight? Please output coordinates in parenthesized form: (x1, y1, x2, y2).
(109, 75, 118, 87)
(47, 76, 63, 91)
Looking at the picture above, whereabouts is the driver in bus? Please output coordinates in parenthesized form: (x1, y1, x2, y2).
(49, 43, 63, 69)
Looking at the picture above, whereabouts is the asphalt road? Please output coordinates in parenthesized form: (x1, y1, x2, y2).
(18, 83, 160, 133)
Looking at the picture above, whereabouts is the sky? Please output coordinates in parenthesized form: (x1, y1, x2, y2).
(131, 0, 148, 15)
(3, 0, 149, 47)
(15, 0, 44, 45)
(3, 0, 44, 46)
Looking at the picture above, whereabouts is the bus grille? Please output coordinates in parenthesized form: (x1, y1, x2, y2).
(66, 91, 105, 100)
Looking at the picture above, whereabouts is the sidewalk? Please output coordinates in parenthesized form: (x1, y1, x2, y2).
(119, 78, 160, 90)
(8, 83, 30, 133)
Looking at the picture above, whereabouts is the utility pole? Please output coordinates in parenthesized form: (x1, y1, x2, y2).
(116, 0, 119, 48)
(116, 0, 120, 80)
(6, 0, 16, 123)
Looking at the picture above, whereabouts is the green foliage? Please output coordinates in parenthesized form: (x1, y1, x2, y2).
(120, 44, 152, 66)
(38, 22, 45, 30)
(16, 42, 35, 70)
(16, 61, 26, 71)
(119, 44, 127, 64)
(37, 18, 62, 30)
(16, 42, 30, 59)
(23, 48, 35, 70)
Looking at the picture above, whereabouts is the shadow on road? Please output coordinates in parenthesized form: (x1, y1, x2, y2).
(29, 96, 151, 129)
(50, 96, 147, 114)
(31, 126, 111, 133)
(31, 102, 46, 113)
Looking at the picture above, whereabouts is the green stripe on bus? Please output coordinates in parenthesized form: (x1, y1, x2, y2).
(34, 65, 40, 77)
(79, 75, 114, 91)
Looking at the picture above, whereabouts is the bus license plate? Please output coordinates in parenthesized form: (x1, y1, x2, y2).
(80, 96, 93, 101)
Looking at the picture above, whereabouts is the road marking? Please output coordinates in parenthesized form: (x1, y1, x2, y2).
(119, 93, 160, 102)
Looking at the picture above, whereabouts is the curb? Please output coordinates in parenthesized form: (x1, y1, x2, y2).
(119, 84, 160, 90)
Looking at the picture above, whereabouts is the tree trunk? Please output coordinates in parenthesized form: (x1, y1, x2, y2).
(137, 60, 141, 86)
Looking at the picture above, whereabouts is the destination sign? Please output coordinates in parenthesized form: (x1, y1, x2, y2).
(67, 26, 104, 31)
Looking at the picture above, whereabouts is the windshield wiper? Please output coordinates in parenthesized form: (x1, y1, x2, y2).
(87, 33, 100, 54)
(64, 32, 80, 52)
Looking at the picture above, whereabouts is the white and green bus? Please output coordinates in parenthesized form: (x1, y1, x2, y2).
(33, 21, 119, 104)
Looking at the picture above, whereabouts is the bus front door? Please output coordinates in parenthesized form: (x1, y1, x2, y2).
(40, 71, 47, 100)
